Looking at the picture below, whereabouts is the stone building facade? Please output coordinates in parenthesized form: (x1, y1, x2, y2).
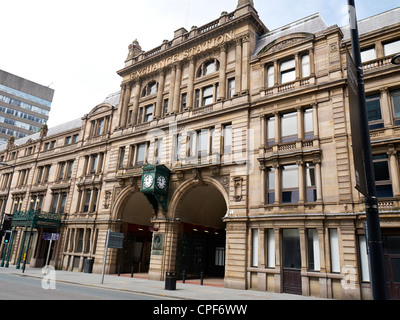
(0, 1, 400, 300)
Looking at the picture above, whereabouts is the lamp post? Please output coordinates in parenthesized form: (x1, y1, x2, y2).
(347, 0, 387, 300)
(391, 54, 400, 65)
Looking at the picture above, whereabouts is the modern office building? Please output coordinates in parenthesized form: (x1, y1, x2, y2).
(0, 1, 399, 300)
(0, 69, 53, 144)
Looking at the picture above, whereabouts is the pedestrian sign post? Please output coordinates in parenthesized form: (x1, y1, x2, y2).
(101, 230, 124, 284)
(42, 233, 59, 267)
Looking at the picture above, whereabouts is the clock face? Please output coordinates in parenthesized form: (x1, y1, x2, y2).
(157, 176, 167, 189)
(143, 175, 154, 188)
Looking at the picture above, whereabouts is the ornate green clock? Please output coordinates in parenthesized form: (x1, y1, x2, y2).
(141, 164, 170, 211)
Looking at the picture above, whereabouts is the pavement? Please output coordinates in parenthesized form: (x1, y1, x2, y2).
(0, 265, 325, 300)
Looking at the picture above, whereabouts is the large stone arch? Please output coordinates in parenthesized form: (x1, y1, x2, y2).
(168, 176, 229, 223)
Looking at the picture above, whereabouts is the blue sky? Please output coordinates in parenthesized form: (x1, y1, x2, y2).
(0, 0, 398, 127)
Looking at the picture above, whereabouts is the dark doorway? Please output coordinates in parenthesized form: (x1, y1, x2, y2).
(383, 234, 400, 300)
(116, 224, 152, 274)
(176, 223, 225, 280)
(282, 229, 302, 295)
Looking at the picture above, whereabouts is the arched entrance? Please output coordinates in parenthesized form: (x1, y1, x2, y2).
(173, 179, 228, 280)
(115, 189, 154, 274)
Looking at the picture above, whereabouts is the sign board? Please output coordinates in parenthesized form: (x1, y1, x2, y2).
(152, 233, 164, 256)
(108, 232, 124, 249)
(42, 233, 59, 241)
(346, 47, 368, 197)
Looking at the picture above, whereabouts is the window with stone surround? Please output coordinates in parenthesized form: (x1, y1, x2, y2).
(197, 59, 220, 78)
(141, 81, 158, 97)
(373, 154, 393, 198)
(366, 94, 384, 130)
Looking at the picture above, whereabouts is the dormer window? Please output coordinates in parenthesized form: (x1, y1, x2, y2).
(142, 81, 158, 97)
(197, 59, 220, 78)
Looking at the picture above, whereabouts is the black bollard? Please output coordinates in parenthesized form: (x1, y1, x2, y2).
(200, 271, 204, 285)
(117, 265, 121, 276)
(182, 270, 186, 283)
(131, 266, 134, 278)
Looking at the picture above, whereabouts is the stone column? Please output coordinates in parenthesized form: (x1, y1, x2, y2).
(235, 38, 242, 95)
(273, 163, 281, 204)
(117, 84, 126, 128)
(186, 57, 196, 109)
(387, 147, 400, 197)
(118, 83, 132, 128)
(172, 63, 182, 113)
(218, 44, 227, 101)
(380, 87, 393, 127)
(155, 70, 166, 119)
(131, 81, 141, 125)
(168, 65, 176, 114)
(297, 107, 304, 140)
(274, 112, 281, 144)
(312, 103, 320, 138)
(297, 160, 305, 203)
(309, 48, 316, 77)
(241, 35, 250, 94)
(260, 164, 266, 205)
(314, 157, 323, 202)
(259, 114, 266, 154)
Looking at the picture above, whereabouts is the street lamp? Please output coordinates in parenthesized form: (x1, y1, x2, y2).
(391, 54, 400, 65)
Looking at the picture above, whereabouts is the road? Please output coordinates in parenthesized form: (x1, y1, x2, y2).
(0, 272, 171, 300)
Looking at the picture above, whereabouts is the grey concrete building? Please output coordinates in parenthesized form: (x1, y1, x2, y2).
(0, 69, 54, 144)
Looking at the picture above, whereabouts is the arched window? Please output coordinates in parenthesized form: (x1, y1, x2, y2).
(197, 59, 220, 78)
(141, 81, 158, 97)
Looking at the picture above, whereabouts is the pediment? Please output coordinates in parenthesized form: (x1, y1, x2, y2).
(258, 33, 314, 56)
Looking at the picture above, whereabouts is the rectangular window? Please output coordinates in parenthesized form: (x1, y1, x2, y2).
(195, 89, 200, 108)
(308, 229, 320, 271)
(97, 118, 105, 136)
(281, 112, 298, 143)
(144, 105, 154, 122)
(280, 59, 296, 84)
(83, 190, 91, 213)
(51, 193, 59, 213)
(155, 139, 163, 164)
(384, 39, 400, 56)
(59, 192, 67, 214)
(366, 94, 384, 130)
(361, 47, 376, 62)
(266, 229, 275, 268)
(282, 164, 299, 203)
(163, 99, 169, 116)
(202, 85, 214, 106)
(197, 130, 208, 158)
(305, 163, 317, 202)
(73, 134, 79, 143)
(359, 235, 370, 282)
(301, 54, 310, 78)
(58, 162, 66, 180)
(329, 229, 340, 273)
(267, 117, 275, 146)
(223, 124, 232, 154)
(65, 136, 72, 145)
(136, 143, 146, 166)
(66, 161, 74, 179)
(252, 229, 259, 267)
(215, 247, 225, 266)
(304, 109, 314, 140)
(181, 93, 187, 111)
(91, 154, 99, 174)
(119, 148, 125, 169)
(267, 65, 275, 88)
(373, 154, 393, 198)
(267, 167, 275, 204)
(391, 90, 400, 125)
(174, 133, 182, 162)
(228, 78, 235, 98)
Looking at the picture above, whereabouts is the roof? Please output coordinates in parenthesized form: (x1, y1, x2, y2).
(0, 117, 83, 152)
(341, 7, 400, 39)
(253, 13, 328, 56)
